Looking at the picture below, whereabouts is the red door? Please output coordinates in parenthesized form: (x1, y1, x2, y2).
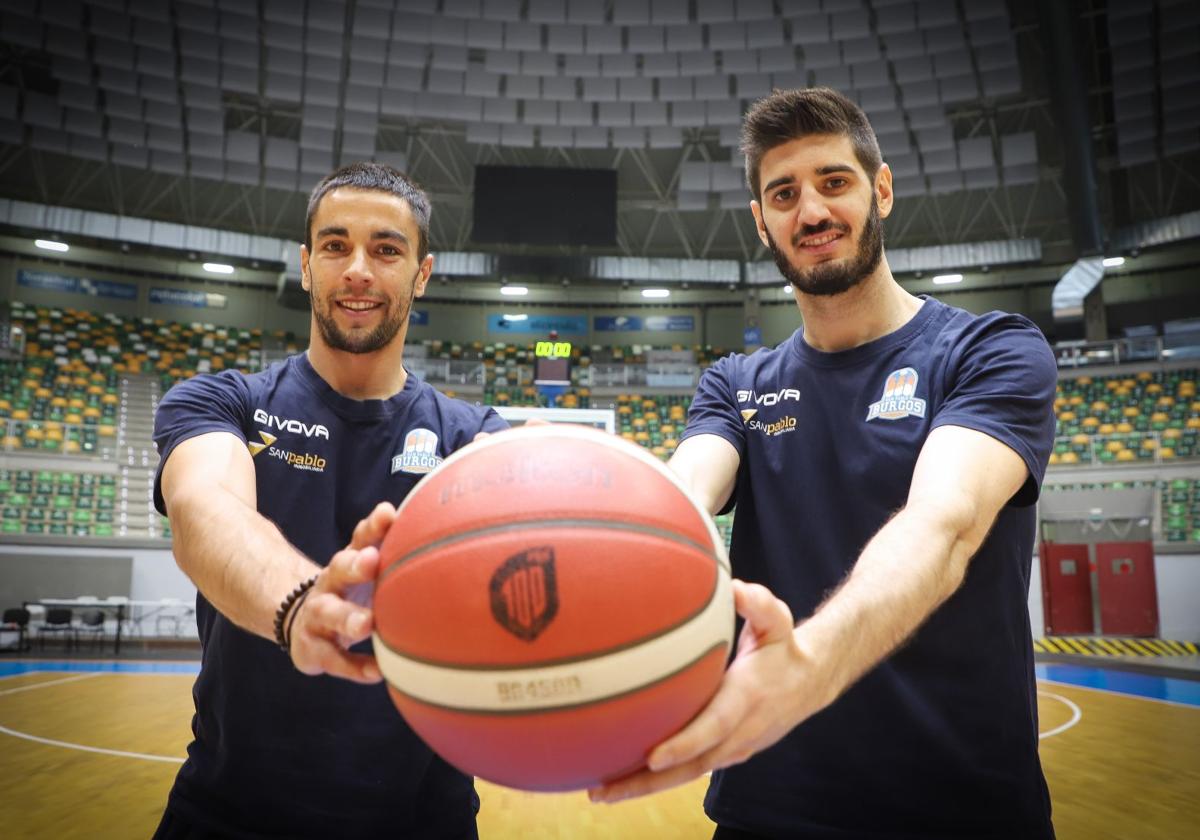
(1095, 541, 1158, 637)
(1040, 543, 1094, 635)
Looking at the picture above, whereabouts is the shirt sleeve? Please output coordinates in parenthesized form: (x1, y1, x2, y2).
(153, 371, 253, 515)
(679, 355, 747, 460)
(478, 406, 510, 436)
(930, 314, 1057, 507)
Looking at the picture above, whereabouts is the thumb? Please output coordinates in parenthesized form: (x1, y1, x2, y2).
(733, 580, 795, 645)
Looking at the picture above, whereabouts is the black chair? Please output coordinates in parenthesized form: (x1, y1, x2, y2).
(38, 608, 74, 650)
(75, 609, 106, 650)
(0, 608, 30, 652)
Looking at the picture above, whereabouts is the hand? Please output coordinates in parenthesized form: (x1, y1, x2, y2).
(288, 502, 399, 685)
(588, 580, 826, 803)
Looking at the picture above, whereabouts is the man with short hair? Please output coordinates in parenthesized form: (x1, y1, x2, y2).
(153, 162, 506, 838)
(591, 88, 1058, 840)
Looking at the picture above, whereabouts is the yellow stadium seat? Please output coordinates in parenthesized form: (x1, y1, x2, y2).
(1116, 422, 1134, 433)
(1116, 449, 1136, 462)
(1060, 451, 1080, 464)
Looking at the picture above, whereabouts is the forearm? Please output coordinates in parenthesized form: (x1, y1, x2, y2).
(169, 484, 319, 640)
(796, 503, 973, 706)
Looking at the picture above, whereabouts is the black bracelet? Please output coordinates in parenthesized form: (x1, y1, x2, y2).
(273, 573, 320, 653)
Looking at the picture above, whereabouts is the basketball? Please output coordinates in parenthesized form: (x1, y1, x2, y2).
(372, 424, 734, 791)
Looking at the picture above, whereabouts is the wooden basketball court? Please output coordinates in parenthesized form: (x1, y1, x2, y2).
(1, 661, 1197, 839)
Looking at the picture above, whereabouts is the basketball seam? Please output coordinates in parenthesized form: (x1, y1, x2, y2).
(379, 517, 730, 581)
(376, 558, 722, 671)
(385, 640, 729, 717)
(392, 424, 730, 572)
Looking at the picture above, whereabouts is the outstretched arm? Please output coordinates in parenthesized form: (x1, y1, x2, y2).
(590, 423, 1029, 801)
(161, 431, 392, 683)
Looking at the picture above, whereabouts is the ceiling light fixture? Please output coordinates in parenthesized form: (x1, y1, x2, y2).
(641, 288, 670, 298)
(203, 262, 235, 274)
(35, 239, 69, 252)
(931, 273, 963, 285)
(500, 285, 528, 296)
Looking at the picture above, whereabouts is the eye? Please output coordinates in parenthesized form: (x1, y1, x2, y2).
(323, 240, 345, 252)
(826, 177, 848, 189)
(378, 244, 400, 256)
(772, 188, 794, 202)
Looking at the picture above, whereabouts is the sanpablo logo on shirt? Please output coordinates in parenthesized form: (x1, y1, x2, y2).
(748, 415, 797, 436)
(392, 428, 443, 475)
(246, 429, 326, 473)
(866, 367, 927, 421)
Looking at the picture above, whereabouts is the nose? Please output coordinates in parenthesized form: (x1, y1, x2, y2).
(343, 246, 374, 286)
(795, 188, 832, 229)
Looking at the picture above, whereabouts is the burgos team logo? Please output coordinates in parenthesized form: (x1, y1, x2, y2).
(392, 428, 443, 475)
(866, 367, 927, 421)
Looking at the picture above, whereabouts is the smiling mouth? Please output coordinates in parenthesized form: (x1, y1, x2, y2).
(795, 232, 844, 249)
(336, 299, 384, 312)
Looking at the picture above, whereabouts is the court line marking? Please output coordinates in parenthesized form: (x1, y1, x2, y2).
(1039, 678, 1200, 711)
(1037, 690, 1082, 739)
(0, 670, 186, 763)
(0, 723, 186, 764)
(0, 672, 102, 695)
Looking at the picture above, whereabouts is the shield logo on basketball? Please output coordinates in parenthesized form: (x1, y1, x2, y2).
(489, 547, 559, 641)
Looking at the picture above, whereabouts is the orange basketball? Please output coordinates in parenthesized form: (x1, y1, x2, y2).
(373, 424, 733, 791)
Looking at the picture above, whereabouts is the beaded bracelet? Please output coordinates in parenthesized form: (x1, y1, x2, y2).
(273, 573, 320, 653)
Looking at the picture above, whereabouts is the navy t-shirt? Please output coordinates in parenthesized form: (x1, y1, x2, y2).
(153, 353, 507, 839)
(683, 297, 1057, 839)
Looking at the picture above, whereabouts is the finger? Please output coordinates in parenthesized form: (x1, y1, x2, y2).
(350, 502, 397, 550)
(642, 676, 751, 772)
(302, 590, 373, 644)
(588, 758, 707, 803)
(733, 580, 795, 643)
(296, 637, 382, 684)
(323, 546, 380, 591)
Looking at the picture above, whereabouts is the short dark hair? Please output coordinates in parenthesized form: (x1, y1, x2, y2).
(304, 162, 431, 260)
(740, 87, 883, 199)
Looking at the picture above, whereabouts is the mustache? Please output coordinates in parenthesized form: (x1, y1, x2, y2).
(791, 220, 850, 248)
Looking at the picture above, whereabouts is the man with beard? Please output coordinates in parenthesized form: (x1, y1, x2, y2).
(591, 88, 1058, 839)
(151, 163, 506, 838)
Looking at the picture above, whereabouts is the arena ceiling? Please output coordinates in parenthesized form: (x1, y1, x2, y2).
(0, 0, 1197, 268)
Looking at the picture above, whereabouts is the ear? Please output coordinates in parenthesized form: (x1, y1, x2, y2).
(750, 200, 771, 249)
(413, 253, 433, 298)
(875, 163, 894, 219)
(299, 245, 311, 292)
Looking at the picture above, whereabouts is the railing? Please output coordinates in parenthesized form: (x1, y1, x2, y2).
(407, 360, 487, 386)
(1053, 336, 1200, 368)
(578, 364, 701, 389)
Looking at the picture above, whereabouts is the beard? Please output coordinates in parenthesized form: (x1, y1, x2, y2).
(765, 196, 884, 298)
(309, 270, 418, 355)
